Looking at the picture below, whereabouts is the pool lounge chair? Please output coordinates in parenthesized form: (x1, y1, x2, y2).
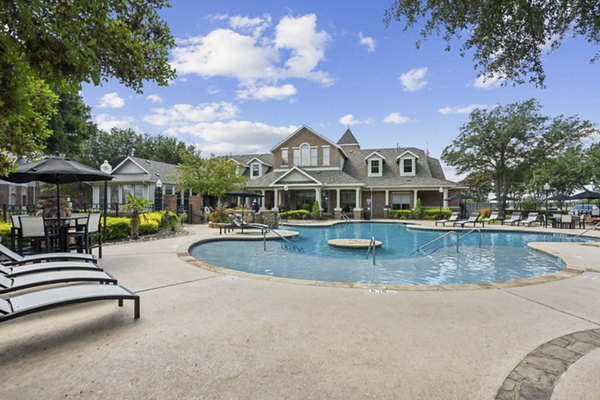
(481, 212, 500, 224)
(435, 212, 459, 226)
(518, 212, 540, 227)
(453, 212, 483, 228)
(1, 260, 102, 277)
(0, 284, 140, 323)
(0, 242, 96, 265)
(501, 212, 522, 226)
(0, 269, 117, 294)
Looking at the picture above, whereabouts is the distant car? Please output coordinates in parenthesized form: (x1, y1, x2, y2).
(570, 204, 600, 216)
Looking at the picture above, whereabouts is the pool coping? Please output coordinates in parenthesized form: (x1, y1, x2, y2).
(176, 221, 600, 291)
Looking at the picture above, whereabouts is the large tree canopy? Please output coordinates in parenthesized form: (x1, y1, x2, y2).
(0, 0, 175, 174)
(385, 1, 600, 87)
(442, 99, 595, 216)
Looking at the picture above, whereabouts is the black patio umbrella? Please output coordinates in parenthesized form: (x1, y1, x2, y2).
(490, 195, 521, 202)
(547, 194, 571, 201)
(447, 193, 477, 218)
(568, 189, 600, 200)
(225, 188, 263, 208)
(446, 193, 477, 202)
(3, 155, 113, 252)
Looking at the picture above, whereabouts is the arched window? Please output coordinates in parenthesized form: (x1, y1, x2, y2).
(300, 144, 310, 166)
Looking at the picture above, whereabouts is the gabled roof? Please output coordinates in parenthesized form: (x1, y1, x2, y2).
(337, 128, 359, 146)
(271, 166, 323, 186)
(396, 150, 420, 160)
(246, 157, 272, 167)
(364, 151, 386, 162)
(111, 156, 178, 184)
(269, 125, 347, 158)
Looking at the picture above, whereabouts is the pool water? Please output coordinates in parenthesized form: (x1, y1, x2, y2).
(189, 223, 579, 286)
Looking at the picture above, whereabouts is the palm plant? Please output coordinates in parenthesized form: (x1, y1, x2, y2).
(122, 193, 152, 239)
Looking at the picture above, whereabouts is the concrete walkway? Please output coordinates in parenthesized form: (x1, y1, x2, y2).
(1, 223, 599, 399)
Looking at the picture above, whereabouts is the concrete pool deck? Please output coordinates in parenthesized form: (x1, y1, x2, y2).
(1, 221, 599, 399)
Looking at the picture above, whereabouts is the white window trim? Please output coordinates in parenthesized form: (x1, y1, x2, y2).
(368, 158, 383, 177)
(250, 162, 262, 179)
(322, 145, 330, 166)
(400, 157, 416, 176)
(281, 147, 289, 167)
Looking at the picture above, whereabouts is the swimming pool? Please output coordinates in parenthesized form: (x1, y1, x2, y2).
(189, 222, 580, 286)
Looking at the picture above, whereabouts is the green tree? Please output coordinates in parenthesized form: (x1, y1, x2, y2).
(442, 99, 594, 216)
(0, 0, 175, 174)
(460, 171, 493, 202)
(384, 1, 600, 87)
(78, 128, 141, 168)
(46, 90, 98, 158)
(584, 143, 600, 188)
(176, 152, 247, 200)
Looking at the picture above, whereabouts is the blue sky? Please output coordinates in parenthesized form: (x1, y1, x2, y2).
(80, 0, 600, 181)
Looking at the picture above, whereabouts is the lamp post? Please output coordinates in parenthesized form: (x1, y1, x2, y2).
(155, 179, 163, 211)
(99, 160, 112, 252)
(284, 185, 289, 222)
(438, 186, 444, 217)
(543, 183, 550, 224)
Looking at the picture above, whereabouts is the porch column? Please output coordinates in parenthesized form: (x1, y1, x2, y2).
(261, 190, 266, 208)
(273, 189, 279, 211)
(334, 188, 342, 219)
(355, 188, 362, 210)
(443, 189, 448, 209)
(315, 188, 321, 209)
(385, 190, 390, 207)
(413, 190, 418, 209)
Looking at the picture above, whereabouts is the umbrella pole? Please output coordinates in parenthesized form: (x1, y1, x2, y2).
(56, 180, 60, 218)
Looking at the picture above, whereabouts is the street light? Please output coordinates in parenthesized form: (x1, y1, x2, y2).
(543, 183, 550, 215)
(284, 185, 289, 222)
(155, 179, 163, 211)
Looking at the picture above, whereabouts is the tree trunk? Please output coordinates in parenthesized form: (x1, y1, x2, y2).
(131, 210, 140, 239)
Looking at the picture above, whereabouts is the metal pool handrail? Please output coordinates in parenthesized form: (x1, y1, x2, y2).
(366, 236, 376, 265)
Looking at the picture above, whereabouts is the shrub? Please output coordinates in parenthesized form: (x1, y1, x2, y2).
(311, 201, 321, 220)
(279, 209, 310, 219)
(104, 217, 130, 240)
(139, 219, 159, 235)
(0, 221, 12, 240)
(388, 210, 411, 219)
(209, 206, 231, 223)
(422, 208, 452, 220)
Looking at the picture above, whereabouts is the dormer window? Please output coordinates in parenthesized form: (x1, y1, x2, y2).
(397, 150, 418, 177)
(365, 151, 385, 177)
(369, 159, 382, 177)
(251, 163, 261, 179)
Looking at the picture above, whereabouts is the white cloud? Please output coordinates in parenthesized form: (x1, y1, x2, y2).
(358, 32, 376, 53)
(339, 114, 372, 126)
(438, 104, 489, 115)
(383, 112, 410, 125)
(473, 73, 505, 89)
(146, 94, 163, 103)
(166, 121, 297, 155)
(98, 92, 125, 108)
(207, 85, 220, 95)
(94, 114, 137, 132)
(275, 14, 332, 85)
(236, 83, 297, 101)
(229, 14, 271, 37)
(399, 67, 428, 92)
(143, 102, 238, 126)
(171, 29, 279, 81)
(171, 13, 333, 91)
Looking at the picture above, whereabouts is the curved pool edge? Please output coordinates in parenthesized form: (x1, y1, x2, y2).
(177, 237, 589, 292)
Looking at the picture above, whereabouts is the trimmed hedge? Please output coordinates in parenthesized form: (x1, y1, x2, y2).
(279, 209, 311, 219)
(389, 208, 452, 220)
(0, 221, 11, 240)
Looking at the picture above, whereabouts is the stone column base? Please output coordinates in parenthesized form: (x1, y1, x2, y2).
(353, 208, 364, 220)
(334, 208, 343, 220)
